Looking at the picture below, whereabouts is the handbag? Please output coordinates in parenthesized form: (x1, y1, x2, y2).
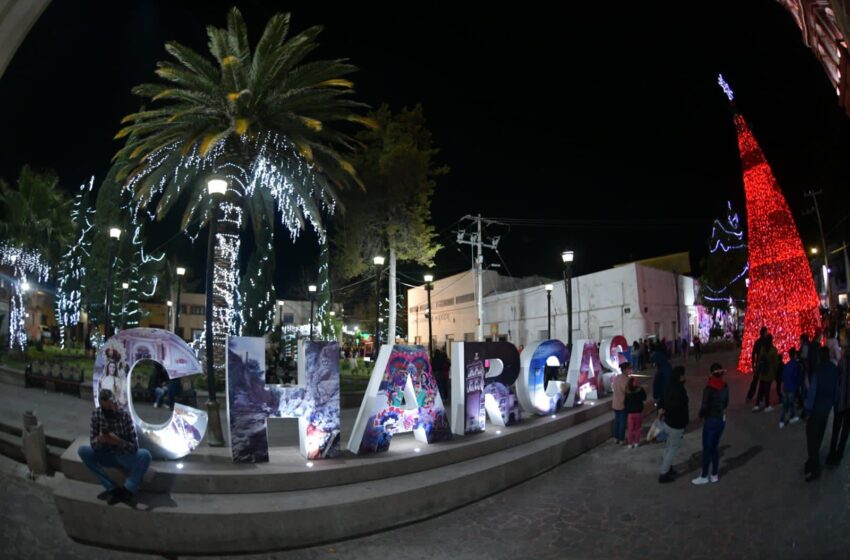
(646, 417, 668, 443)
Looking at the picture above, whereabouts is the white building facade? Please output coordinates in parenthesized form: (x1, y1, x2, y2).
(407, 263, 698, 353)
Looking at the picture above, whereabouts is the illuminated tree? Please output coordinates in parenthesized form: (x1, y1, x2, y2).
(699, 200, 748, 312)
(115, 8, 373, 369)
(717, 76, 821, 373)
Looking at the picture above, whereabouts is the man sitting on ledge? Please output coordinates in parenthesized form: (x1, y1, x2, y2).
(78, 388, 151, 505)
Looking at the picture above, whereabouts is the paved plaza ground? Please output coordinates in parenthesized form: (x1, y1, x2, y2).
(1, 350, 848, 559)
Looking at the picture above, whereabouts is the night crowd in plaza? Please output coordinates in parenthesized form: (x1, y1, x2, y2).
(611, 320, 850, 486)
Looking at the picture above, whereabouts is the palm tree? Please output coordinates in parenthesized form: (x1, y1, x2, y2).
(0, 165, 73, 350)
(0, 165, 73, 264)
(115, 8, 373, 361)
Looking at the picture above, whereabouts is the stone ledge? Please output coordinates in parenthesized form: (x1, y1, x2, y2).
(54, 410, 613, 555)
(60, 397, 612, 494)
(0, 365, 25, 387)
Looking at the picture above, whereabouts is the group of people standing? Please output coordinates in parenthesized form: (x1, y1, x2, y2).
(612, 345, 729, 485)
(748, 326, 850, 480)
(629, 336, 697, 372)
(615, 324, 850, 488)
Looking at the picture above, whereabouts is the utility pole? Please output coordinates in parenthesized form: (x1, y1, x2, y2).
(804, 190, 830, 306)
(457, 215, 501, 341)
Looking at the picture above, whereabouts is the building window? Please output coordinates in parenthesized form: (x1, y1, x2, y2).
(283, 313, 294, 324)
(455, 293, 474, 304)
(463, 332, 475, 341)
(190, 305, 205, 315)
(436, 298, 454, 308)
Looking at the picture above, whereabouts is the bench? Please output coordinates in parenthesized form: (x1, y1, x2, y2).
(25, 361, 85, 397)
(131, 377, 198, 408)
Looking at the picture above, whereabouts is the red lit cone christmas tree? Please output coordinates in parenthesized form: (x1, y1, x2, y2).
(717, 75, 821, 373)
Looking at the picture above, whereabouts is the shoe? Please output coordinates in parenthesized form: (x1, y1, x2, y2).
(779, 422, 785, 429)
(107, 487, 127, 505)
(764, 406, 774, 412)
(666, 466, 677, 476)
(107, 487, 135, 506)
(658, 473, 675, 484)
(691, 476, 710, 485)
(97, 488, 116, 501)
(710, 474, 719, 483)
(790, 417, 800, 424)
(752, 406, 761, 412)
(152, 403, 159, 409)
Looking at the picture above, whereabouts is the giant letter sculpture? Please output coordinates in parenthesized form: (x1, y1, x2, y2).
(347, 345, 452, 454)
(565, 339, 603, 406)
(450, 341, 522, 435)
(226, 337, 340, 462)
(598, 335, 629, 395)
(515, 339, 569, 415)
(93, 328, 208, 460)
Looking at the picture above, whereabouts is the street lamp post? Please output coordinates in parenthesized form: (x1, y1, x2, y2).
(104, 227, 121, 339)
(545, 284, 553, 339)
(373, 256, 385, 355)
(120, 282, 129, 330)
(166, 300, 173, 331)
(175, 266, 186, 337)
(561, 250, 574, 349)
(204, 178, 227, 447)
(308, 285, 317, 340)
(424, 274, 434, 357)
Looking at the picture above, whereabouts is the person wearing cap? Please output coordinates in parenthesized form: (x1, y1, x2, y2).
(611, 362, 632, 445)
(77, 388, 152, 505)
(692, 363, 730, 485)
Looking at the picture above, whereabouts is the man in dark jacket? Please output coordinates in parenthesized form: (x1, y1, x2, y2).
(658, 366, 689, 483)
(826, 351, 850, 466)
(746, 326, 768, 403)
(805, 347, 838, 481)
(652, 351, 673, 408)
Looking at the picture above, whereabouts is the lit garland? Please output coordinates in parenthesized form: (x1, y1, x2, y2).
(702, 201, 749, 300)
(0, 244, 49, 350)
(721, 77, 821, 372)
(55, 178, 96, 348)
(211, 202, 243, 370)
(316, 233, 332, 340)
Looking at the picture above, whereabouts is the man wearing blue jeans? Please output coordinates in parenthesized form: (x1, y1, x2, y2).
(78, 388, 151, 505)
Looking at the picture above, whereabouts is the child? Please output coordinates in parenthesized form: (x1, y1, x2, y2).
(624, 376, 647, 448)
(779, 347, 801, 428)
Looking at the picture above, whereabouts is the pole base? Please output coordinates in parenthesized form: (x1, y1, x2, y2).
(205, 400, 226, 447)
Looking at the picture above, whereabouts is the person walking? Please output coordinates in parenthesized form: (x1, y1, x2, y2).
(754, 335, 779, 412)
(747, 326, 769, 403)
(611, 363, 631, 445)
(779, 347, 801, 427)
(804, 347, 839, 481)
(658, 366, 689, 483)
(826, 349, 850, 466)
(77, 389, 151, 505)
(693, 336, 702, 362)
(652, 350, 673, 409)
(692, 363, 729, 485)
(625, 376, 646, 448)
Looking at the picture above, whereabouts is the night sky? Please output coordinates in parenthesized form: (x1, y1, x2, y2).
(2, 0, 850, 295)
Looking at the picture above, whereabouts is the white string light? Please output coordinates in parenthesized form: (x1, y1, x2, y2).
(0, 244, 49, 350)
